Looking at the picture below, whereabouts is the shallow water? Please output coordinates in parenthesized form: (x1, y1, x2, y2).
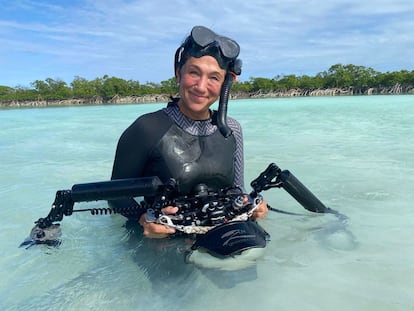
(1, 95, 413, 311)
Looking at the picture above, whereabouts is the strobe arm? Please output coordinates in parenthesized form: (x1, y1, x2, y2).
(71, 176, 163, 201)
(35, 190, 74, 229)
(250, 163, 331, 214)
(34, 176, 164, 229)
(276, 170, 329, 213)
(250, 163, 283, 194)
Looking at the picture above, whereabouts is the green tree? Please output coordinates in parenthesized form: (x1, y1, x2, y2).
(376, 70, 414, 87)
(275, 74, 299, 90)
(298, 74, 324, 89)
(101, 76, 130, 98)
(249, 77, 274, 92)
(2, 64, 413, 104)
(14, 86, 38, 101)
(71, 76, 96, 98)
(31, 78, 72, 99)
(232, 80, 253, 93)
(160, 77, 179, 94)
(140, 82, 161, 95)
(323, 64, 353, 87)
(0, 85, 14, 95)
(89, 77, 104, 97)
(321, 64, 379, 88)
(0, 85, 14, 100)
(31, 80, 49, 96)
(127, 80, 142, 96)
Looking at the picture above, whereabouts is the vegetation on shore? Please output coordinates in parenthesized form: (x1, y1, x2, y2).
(1, 64, 413, 108)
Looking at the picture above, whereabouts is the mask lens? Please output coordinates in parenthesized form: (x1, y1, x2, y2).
(216, 36, 239, 59)
(191, 26, 216, 47)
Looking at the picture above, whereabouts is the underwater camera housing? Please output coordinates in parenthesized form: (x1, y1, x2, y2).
(21, 163, 338, 258)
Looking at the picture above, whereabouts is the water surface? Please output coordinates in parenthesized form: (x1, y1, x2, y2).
(1, 95, 413, 311)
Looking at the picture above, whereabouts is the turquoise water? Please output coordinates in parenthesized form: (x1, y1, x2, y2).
(1, 95, 413, 310)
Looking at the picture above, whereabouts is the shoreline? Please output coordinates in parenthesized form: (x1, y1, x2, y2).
(1, 85, 413, 108)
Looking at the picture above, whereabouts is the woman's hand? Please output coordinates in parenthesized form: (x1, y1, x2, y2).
(251, 200, 268, 219)
(139, 206, 178, 238)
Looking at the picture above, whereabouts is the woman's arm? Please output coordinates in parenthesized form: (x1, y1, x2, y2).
(228, 117, 244, 189)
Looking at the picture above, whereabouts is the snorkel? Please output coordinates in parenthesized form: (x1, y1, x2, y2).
(175, 26, 242, 138)
(217, 58, 242, 137)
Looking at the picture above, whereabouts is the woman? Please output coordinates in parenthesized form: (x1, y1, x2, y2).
(110, 26, 268, 239)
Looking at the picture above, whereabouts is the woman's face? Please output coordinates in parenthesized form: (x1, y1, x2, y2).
(176, 55, 226, 120)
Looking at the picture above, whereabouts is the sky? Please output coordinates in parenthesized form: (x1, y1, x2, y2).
(1, 0, 413, 87)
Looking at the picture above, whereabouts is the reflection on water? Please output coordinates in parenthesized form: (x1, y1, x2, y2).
(124, 220, 261, 289)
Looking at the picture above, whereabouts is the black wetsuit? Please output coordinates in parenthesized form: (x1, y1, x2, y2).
(109, 99, 244, 220)
(112, 101, 257, 287)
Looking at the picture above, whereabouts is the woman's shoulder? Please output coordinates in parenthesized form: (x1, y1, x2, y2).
(133, 109, 170, 127)
(121, 109, 172, 139)
(227, 116, 242, 132)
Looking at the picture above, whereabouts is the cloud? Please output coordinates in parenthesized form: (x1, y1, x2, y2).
(1, 0, 413, 86)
